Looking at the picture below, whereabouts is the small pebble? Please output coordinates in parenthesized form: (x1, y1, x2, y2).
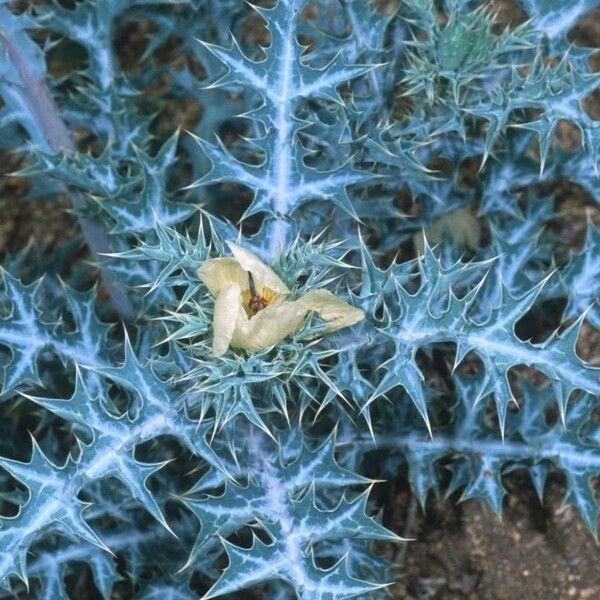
(569, 556, 582, 568)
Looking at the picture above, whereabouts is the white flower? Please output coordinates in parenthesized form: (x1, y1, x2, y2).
(197, 242, 364, 356)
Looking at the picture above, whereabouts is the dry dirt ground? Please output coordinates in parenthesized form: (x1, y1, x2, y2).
(389, 480, 600, 600)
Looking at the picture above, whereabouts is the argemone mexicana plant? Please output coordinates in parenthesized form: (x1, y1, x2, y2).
(1, 0, 600, 598)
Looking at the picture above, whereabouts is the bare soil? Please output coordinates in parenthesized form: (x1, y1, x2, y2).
(390, 478, 600, 600)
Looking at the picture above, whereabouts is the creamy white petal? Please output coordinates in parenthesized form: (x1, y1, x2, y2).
(297, 288, 364, 333)
(212, 283, 243, 356)
(230, 301, 308, 352)
(226, 241, 290, 294)
(414, 206, 480, 255)
(197, 257, 249, 297)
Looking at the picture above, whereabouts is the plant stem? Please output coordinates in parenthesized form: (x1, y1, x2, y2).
(396, 493, 418, 566)
(0, 27, 136, 321)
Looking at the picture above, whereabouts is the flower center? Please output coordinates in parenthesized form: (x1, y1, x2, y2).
(246, 272, 271, 314)
(249, 295, 268, 313)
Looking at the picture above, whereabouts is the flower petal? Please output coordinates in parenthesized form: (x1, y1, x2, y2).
(197, 257, 248, 297)
(298, 289, 364, 333)
(212, 283, 243, 356)
(231, 301, 308, 352)
(226, 242, 290, 294)
(414, 206, 480, 255)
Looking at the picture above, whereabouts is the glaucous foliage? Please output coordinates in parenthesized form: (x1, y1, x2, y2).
(0, 0, 599, 597)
